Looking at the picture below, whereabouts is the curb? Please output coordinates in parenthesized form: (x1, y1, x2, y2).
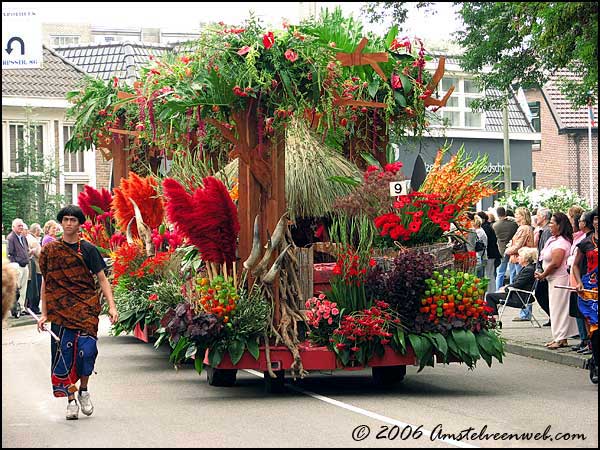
(4, 317, 37, 328)
(504, 340, 589, 369)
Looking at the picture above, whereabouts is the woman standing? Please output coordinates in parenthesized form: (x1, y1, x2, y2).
(572, 209, 598, 367)
(42, 220, 59, 246)
(535, 212, 578, 349)
(505, 207, 535, 321)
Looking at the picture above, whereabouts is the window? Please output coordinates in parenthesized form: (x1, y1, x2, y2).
(436, 77, 484, 129)
(51, 35, 80, 46)
(528, 101, 541, 132)
(8, 123, 44, 173)
(64, 182, 86, 205)
(63, 126, 85, 172)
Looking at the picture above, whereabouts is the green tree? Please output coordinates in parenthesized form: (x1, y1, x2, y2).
(360, 2, 433, 28)
(2, 120, 64, 234)
(455, 2, 598, 109)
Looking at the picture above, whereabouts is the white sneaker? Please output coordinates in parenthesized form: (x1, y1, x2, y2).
(78, 391, 94, 416)
(66, 401, 79, 420)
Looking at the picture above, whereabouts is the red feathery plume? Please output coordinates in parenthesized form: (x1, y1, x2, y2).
(162, 176, 239, 264)
(112, 173, 164, 236)
(78, 185, 113, 220)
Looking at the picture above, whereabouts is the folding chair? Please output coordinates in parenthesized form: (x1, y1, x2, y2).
(498, 279, 542, 328)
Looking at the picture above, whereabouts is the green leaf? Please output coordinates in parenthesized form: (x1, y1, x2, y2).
(246, 339, 260, 360)
(185, 342, 198, 359)
(394, 90, 407, 107)
(479, 347, 493, 368)
(408, 333, 432, 367)
(384, 25, 399, 49)
(208, 346, 224, 368)
(360, 152, 381, 169)
(328, 175, 362, 187)
(399, 75, 413, 95)
(368, 79, 380, 99)
(90, 205, 105, 215)
(394, 329, 406, 354)
(452, 329, 480, 361)
(194, 356, 204, 375)
(228, 339, 245, 365)
(169, 336, 189, 364)
(425, 332, 448, 359)
(339, 349, 350, 366)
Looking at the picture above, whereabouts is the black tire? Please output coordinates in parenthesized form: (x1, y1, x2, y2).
(589, 358, 598, 385)
(264, 370, 285, 393)
(372, 365, 406, 387)
(206, 367, 237, 387)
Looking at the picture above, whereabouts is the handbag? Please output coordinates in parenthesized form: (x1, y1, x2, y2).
(568, 291, 584, 318)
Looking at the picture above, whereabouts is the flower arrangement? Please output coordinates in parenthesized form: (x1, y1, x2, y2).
(374, 192, 458, 247)
(331, 300, 402, 366)
(78, 185, 121, 255)
(332, 162, 404, 219)
(366, 250, 435, 328)
(194, 275, 239, 323)
(112, 172, 165, 237)
(497, 186, 590, 213)
(305, 293, 341, 346)
(416, 270, 492, 334)
(420, 144, 498, 216)
(328, 246, 377, 312)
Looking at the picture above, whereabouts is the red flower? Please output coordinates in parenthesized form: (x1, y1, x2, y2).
(180, 56, 191, 64)
(284, 49, 298, 62)
(148, 293, 158, 302)
(391, 74, 402, 90)
(262, 31, 275, 49)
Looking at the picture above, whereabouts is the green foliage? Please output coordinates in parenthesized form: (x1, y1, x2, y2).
(455, 2, 598, 109)
(408, 328, 505, 370)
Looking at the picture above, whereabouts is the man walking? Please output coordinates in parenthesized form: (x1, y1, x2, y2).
(493, 207, 518, 291)
(6, 218, 31, 318)
(37, 205, 119, 420)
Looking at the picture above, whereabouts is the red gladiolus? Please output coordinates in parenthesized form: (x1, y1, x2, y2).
(262, 31, 275, 49)
(284, 49, 298, 62)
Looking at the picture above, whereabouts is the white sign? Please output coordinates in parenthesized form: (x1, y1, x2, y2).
(2, 8, 42, 69)
(389, 180, 410, 196)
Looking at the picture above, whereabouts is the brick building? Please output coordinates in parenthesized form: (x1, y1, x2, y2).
(524, 71, 598, 206)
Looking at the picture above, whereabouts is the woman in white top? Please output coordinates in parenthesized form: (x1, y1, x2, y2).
(535, 212, 578, 349)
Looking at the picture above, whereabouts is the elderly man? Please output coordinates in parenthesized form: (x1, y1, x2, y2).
(6, 218, 31, 318)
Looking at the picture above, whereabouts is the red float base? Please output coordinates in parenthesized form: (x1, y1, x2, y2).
(204, 341, 421, 372)
(133, 322, 157, 343)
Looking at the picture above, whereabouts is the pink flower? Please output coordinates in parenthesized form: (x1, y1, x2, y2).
(331, 308, 339, 316)
(237, 46, 251, 56)
(284, 49, 298, 62)
(391, 74, 402, 90)
(262, 31, 275, 49)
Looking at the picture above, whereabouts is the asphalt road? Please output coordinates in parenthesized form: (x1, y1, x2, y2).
(2, 317, 597, 448)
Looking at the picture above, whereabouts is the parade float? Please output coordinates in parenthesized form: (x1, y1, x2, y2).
(66, 8, 504, 392)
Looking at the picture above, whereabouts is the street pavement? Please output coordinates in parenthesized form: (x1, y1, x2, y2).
(3, 312, 598, 448)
